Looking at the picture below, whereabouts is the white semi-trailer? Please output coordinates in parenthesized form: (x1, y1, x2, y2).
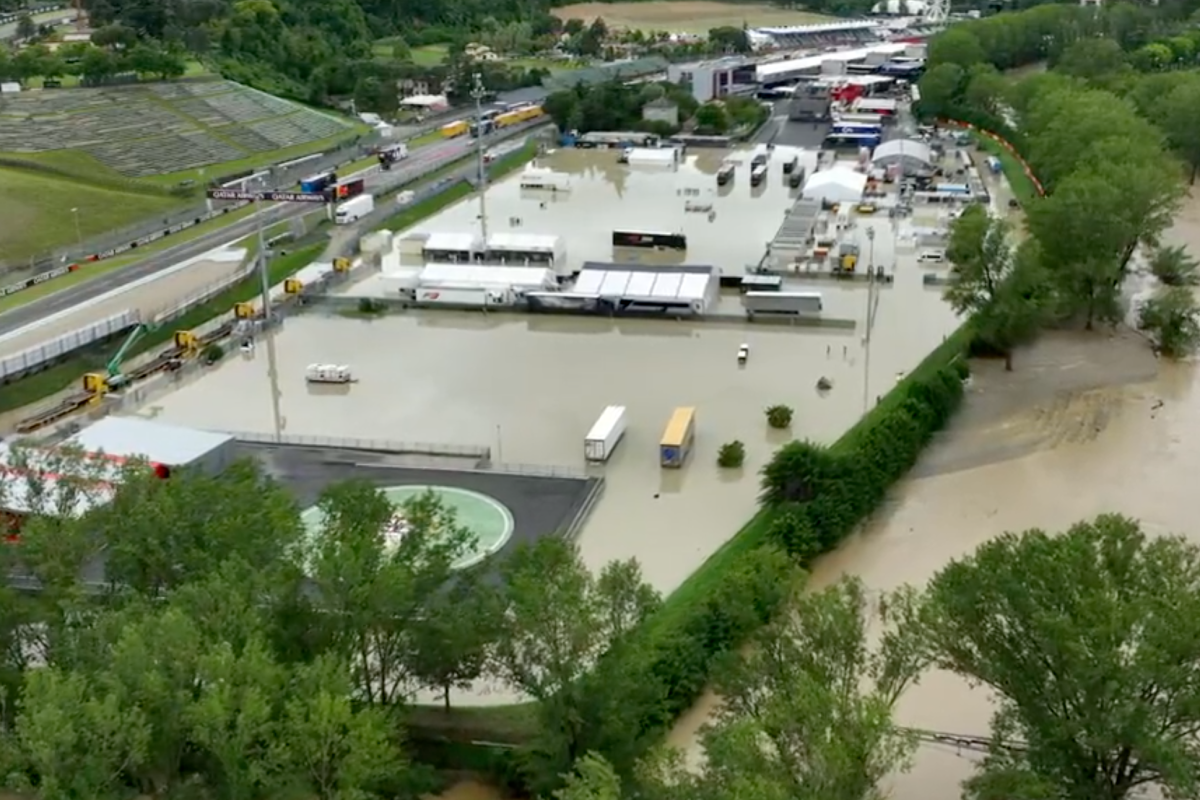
(584, 405, 628, 462)
(306, 364, 353, 383)
(335, 194, 374, 225)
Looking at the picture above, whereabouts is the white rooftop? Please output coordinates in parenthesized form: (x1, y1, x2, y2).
(574, 265, 715, 302)
(803, 167, 869, 202)
(419, 264, 556, 288)
(423, 232, 483, 252)
(486, 232, 562, 251)
(68, 417, 233, 467)
(873, 138, 934, 167)
(757, 42, 908, 80)
(754, 20, 878, 34)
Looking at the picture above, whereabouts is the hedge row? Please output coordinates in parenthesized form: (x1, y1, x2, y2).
(579, 327, 973, 778)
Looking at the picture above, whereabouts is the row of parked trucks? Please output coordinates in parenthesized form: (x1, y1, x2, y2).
(583, 405, 697, 468)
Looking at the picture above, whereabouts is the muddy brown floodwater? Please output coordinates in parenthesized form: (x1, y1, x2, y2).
(663, 195, 1200, 799)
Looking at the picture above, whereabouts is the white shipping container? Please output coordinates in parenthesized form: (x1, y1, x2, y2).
(584, 405, 628, 462)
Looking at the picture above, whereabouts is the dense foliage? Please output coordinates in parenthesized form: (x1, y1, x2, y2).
(541, 79, 766, 137)
(0, 444, 663, 800)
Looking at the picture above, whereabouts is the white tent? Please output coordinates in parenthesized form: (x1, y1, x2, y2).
(871, 0, 928, 14)
(802, 167, 868, 204)
(872, 138, 934, 172)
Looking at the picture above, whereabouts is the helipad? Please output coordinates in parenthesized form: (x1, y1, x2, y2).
(300, 484, 515, 570)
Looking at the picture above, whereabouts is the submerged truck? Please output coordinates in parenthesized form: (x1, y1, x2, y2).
(584, 405, 628, 462)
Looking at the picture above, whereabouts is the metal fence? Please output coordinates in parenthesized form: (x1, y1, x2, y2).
(225, 431, 493, 460)
(0, 310, 139, 382)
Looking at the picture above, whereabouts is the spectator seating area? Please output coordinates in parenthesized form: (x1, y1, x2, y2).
(756, 23, 883, 50)
(0, 79, 356, 177)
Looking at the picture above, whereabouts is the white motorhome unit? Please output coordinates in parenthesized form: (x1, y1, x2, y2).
(335, 194, 374, 224)
(306, 364, 353, 383)
(584, 405, 628, 462)
(624, 147, 681, 167)
(485, 232, 571, 278)
(422, 232, 483, 264)
(413, 264, 557, 308)
(744, 291, 823, 317)
(519, 166, 572, 192)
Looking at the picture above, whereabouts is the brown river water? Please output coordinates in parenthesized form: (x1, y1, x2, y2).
(429, 190, 1200, 798)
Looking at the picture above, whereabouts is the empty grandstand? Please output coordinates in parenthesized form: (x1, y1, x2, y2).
(751, 19, 881, 50)
(0, 79, 357, 177)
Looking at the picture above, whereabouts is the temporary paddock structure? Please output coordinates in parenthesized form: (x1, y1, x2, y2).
(802, 167, 868, 204)
(871, 138, 934, 173)
(485, 232, 570, 276)
(417, 264, 557, 293)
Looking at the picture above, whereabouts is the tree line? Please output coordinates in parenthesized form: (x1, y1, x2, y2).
(0, 39, 187, 84)
(0, 444, 664, 799)
(552, 513, 1200, 800)
(918, 2, 1200, 364)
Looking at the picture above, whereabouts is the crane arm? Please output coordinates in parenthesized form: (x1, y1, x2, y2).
(106, 324, 149, 377)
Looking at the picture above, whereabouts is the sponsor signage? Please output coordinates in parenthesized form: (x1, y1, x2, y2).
(0, 264, 70, 298)
(206, 189, 329, 203)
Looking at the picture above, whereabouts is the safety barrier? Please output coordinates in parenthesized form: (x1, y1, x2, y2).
(0, 310, 139, 382)
(224, 431, 493, 461)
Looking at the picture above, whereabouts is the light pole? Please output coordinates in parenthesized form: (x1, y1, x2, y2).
(254, 175, 272, 323)
(70, 207, 81, 252)
(471, 72, 490, 242)
(863, 226, 876, 414)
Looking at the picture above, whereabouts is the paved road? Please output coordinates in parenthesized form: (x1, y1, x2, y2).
(0, 7, 76, 40)
(0, 135, 490, 337)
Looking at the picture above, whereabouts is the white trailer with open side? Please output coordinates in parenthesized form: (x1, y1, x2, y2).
(584, 405, 628, 462)
(306, 364, 353, 383)
(335, 194, 374, 225)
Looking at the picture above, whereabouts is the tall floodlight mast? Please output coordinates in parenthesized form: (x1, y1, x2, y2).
(471, 72, 490, 242)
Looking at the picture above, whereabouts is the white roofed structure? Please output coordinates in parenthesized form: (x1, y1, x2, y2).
(573, 263, 719, 311)
(871, 138, 934, 172)
(423, 232, 483, 256)
(418, 264, 557, 291)
(803, 167, 868, 204)
(756, 42, 907, 83)
(68, 417, 237, 474)
(486, 232, 561, 255)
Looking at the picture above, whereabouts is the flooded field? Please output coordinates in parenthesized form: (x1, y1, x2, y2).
(136, 299, 956, 598)
(663, 195, 1200, 799)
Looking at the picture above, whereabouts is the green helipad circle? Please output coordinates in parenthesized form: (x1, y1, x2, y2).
(300, 485, 514, 570)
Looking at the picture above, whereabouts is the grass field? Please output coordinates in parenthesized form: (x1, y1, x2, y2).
(551, 1, 831, 31)
(0, 166, 189, 267)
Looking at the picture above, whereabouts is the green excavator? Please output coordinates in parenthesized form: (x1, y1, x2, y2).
(82, 323, 155, 395)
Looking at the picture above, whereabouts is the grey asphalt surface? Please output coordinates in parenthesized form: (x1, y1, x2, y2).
(0, 131, 525, 336)
(0, 7, 75, 40)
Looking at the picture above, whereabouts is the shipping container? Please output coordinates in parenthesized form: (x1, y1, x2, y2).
(660, 407, 696, 468)
(584, 405, 627, 462)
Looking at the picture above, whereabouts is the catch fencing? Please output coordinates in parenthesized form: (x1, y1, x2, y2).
(0, 310, 138, 383)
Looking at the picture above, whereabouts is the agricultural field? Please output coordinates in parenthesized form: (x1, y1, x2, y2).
(551, 1, 832, 32)
(0, 78, 365, 264)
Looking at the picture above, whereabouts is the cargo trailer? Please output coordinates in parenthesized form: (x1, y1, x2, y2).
(744, 291, 823, 317)
(334, 194, 374, 224)
(660, 407, 696, 468)
(584, 405, 627, 462)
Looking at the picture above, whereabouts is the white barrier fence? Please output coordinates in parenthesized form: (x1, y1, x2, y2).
(0, 310, 139, 382)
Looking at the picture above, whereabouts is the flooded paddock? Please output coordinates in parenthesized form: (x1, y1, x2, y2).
(136, 301, 956, 598)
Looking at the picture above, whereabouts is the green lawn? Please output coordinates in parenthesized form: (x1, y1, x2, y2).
(0, 166, 190, 266)
(410, 44, 449, 66)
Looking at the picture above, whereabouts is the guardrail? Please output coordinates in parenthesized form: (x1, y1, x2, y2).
(0, 310, 138, 383)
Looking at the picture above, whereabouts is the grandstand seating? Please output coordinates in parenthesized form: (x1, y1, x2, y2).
(0, 79, 356, 177)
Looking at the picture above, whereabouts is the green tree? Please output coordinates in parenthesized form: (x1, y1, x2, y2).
(406, 570, 499, 710)
(17, 669, 151, 800)
(1158, 77, 1200, 184)
(306, 482, 473, 705)
(915, 62, 965, 120)
(15, 13, 34, 40)
(1054, 37, 1128, 88)
(1139, 286, 1200, 358)
(944, 208, 1045, 369)
(928, 27, 986, 69)
(921, 514, 1200, 800)
(648, 578, 925, 800)
(694, 103, 729, 134)
(273, 654, 404, 800)
(492, 539, 660, 783)
(558, 753, 624, 800)
(186, 637, 285, 800)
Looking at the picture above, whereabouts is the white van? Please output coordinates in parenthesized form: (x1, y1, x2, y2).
(917, 249, 946, 264)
